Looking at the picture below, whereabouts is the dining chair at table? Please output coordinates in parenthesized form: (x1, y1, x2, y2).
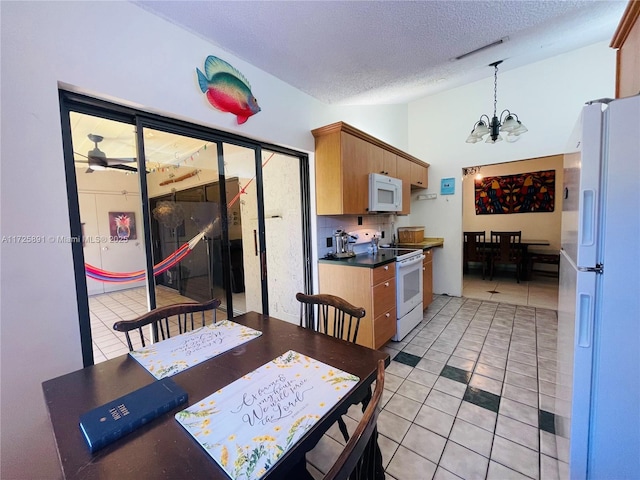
(324, 358, 385, 480)
(113, 298, 222, 351)
(489, 231, 523, 283)
(296, 292, 366, 344)
(296, 292, 367, 443)
(463, 231, 487, 279)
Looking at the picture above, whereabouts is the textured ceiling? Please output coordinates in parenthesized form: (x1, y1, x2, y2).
(133, 0, 626, 105)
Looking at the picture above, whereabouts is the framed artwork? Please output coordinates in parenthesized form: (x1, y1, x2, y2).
(475, 169, 555, 214)
(109, 212, 137, 241)
(441, 177, 455, 195)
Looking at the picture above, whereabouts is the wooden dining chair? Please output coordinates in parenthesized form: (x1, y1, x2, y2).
(296, 293, 366, 344)
(296, 292, 367, 443)
(324, 359, 385, 480)
(489, 231, 523, 283)
(463, 231, 487, 279)
(113, 298, 221, 351)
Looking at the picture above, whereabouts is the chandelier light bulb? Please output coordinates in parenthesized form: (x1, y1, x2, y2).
(467, 61, 527, 144)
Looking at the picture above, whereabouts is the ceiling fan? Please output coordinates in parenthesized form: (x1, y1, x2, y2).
(76, 133, 138, 173)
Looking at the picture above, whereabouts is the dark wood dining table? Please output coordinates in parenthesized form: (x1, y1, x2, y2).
(483, 238, 550, 280)
(42, 311, 389, 479)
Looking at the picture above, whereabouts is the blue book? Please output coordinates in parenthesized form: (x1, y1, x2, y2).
(79, 378, 188, 453)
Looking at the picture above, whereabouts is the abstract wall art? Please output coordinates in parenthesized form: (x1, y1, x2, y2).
(475, 170, 555, 215)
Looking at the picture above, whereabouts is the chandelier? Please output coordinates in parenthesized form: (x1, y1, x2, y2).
(466, 60, 528, 144)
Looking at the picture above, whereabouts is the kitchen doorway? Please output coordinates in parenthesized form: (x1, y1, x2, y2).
(60, 91, 311, 365)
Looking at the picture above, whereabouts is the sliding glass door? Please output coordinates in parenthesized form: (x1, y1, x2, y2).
(61, 91, 309, 366)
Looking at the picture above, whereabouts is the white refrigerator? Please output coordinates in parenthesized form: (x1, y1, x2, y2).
(557, 95, 640, 479)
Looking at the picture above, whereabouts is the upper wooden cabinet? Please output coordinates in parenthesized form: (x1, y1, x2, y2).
(410, 162, 428, 189)
(611, 0, 640, 98)
(312, 122, 429, 215)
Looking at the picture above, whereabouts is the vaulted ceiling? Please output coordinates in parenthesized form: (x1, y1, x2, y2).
(133, 0, 626, 105)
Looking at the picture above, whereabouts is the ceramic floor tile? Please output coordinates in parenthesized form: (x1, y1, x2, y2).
(464, 386, 501, 413)
(377, 410, 412, 444)
(403, 343, 428, 357)
(486, 460, 532, 480)
(440, 440, 489, 480)
(386, 445, 437, 480)
(424, 389, 462, 416)
(469, 373, 503, 396)
(540, 431, 558, 459)
(384, 372, 405, 392)
(496, 414, 539, 451)
(385, 393, 422, 422)
(433, 376, 468, 398)
(396, 379, 431, 403)
(457, 400, 498, 432)
(504, 370, 539, 392)
(414, 404, 455, 438)
(433, 467, 464, 480)
(415, 358, 445, 375)
(499, 397, 539, 428)
(502, 383, 539, 409)
(446, 355, 475, 371)
(306, 434, 343, 474)
(449, 418, 494, 458)
(406, 368, 439, 387)
(540, 454, 561, 480)
(393, 351, 422, 368)
(386, 360, 415, 378)
(401, 423, 447, 464)
(491, 435, 540, 479)
(474, 362, 506, 382)
(377, 433, 399, 469)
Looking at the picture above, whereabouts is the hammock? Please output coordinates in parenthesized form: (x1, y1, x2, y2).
(85, 152, 276, 283)
(85, 231, 205, 284)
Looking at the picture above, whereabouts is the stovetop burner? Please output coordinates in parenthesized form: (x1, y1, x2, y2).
(377, 247, 422, 261)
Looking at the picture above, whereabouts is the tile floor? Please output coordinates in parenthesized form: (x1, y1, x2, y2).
(89, 285, 228, 363)
(91, 273, 565, 479)
(305, 293, 567, 480)
(463, 269, 559, 310)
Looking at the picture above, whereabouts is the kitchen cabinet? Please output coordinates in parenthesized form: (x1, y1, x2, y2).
(611, 0, 640, 99)
(312, 121, 429, 215)
(411, 162, 428, 189)
(396, 157, 412, 215)
(318, 262, 396, 349)
(423, 248, 433, 307)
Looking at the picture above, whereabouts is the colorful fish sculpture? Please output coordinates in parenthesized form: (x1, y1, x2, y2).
(196, 56, 261, 125)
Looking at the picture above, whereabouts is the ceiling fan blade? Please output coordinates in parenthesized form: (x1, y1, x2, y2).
(104, 157, 136, 165)
(109, 164, 139, 173)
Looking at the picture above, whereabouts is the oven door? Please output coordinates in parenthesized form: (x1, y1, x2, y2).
(396, 254, 424, 318)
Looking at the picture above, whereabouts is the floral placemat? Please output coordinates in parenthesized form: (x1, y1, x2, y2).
(130, 320, 262, 379)
(175, 350, 360, 479)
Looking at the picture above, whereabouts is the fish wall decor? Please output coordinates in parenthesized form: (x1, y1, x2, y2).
(196, 56, 261, 125)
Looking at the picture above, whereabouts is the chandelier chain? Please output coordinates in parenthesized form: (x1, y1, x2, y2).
(493, 63, 498, 119)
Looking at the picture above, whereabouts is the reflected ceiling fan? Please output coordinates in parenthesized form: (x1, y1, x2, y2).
(76, 133, 138, 173)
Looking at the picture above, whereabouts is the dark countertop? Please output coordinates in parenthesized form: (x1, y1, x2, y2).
(318, 251, 396, 268)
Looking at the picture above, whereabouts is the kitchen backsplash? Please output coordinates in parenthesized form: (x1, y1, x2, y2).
(317, 214, 397, 257)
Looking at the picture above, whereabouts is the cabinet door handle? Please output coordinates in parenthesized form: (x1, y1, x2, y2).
(384, 265, 388, 270)
(423, 267, 426, 271)
(385, 313, 390, 318)
(385, 282, 389, 287)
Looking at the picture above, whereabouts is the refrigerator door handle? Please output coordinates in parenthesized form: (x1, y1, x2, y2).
(577, 292, 593, 348)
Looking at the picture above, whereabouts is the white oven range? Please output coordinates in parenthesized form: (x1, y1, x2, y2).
(379, 248, 425, 341)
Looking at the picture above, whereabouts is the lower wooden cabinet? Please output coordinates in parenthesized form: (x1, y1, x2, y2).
(423, 249, 433, 307)
(318, 262, 396, 349)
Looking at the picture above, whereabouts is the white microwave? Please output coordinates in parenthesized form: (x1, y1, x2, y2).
(369, 173, 403, 212)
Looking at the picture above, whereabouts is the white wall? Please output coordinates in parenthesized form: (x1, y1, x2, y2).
(0, 2, 408, 477)
(406, 42, 616, 296)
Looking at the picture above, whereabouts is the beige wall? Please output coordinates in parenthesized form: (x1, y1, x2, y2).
(462, 154, 564, 250)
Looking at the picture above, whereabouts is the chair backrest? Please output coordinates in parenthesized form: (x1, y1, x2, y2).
(463, 231, 486, 262)
(324, 359, 385, 480)
(491, 231, 522, 261)
(296, 293, 366, 344)
(113, 298, 221, 351)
